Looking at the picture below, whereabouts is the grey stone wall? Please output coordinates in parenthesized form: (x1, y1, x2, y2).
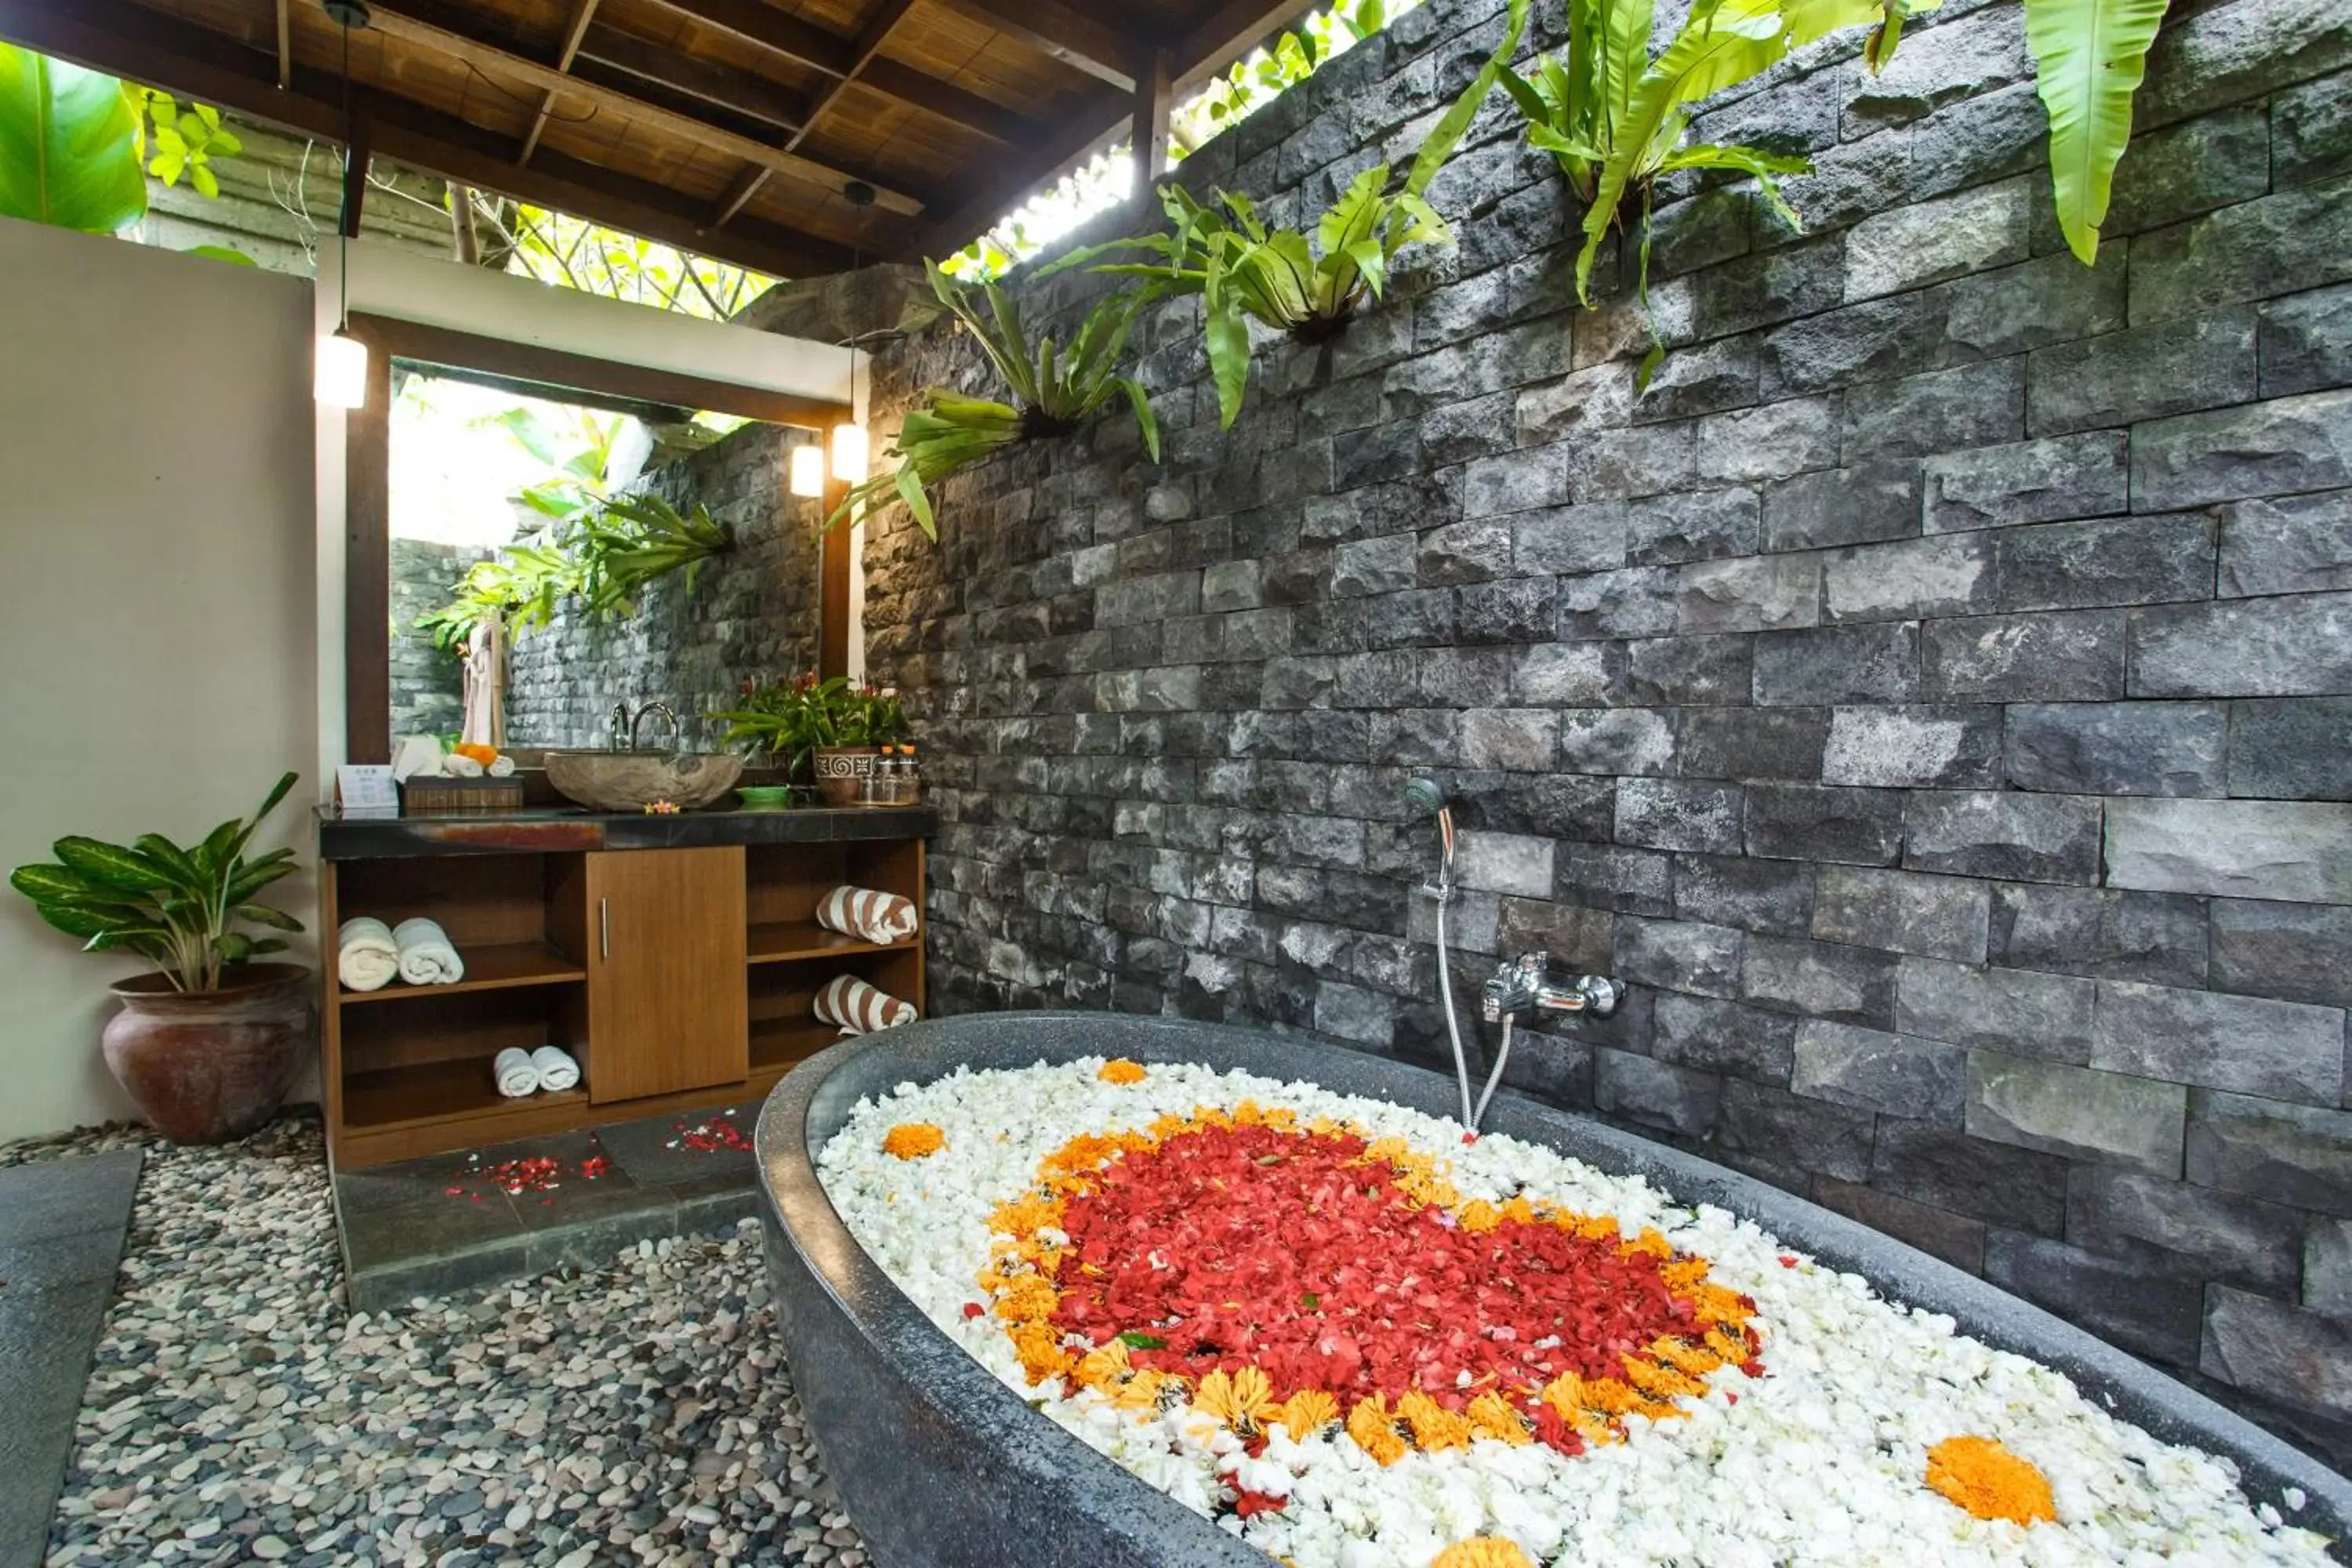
(504, 423, 827, 750)
(388, 538, 491, 739)
(858, 0, 2352, 1467)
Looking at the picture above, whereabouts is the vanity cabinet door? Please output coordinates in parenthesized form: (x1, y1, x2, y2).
(586, 848, 748, 1103)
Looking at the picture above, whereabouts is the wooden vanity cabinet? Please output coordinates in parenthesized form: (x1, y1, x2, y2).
(319, 816, 928, 1171)
(557, 848, 748, 1104)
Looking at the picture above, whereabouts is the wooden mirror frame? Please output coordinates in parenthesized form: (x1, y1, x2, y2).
(341, 312, 855, 764)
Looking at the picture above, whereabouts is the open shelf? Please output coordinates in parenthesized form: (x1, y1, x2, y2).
(343, 1056, 590, 1131)
(751, 1017, 839, 1074)
(746, 920, 916, 965)
(336, 940, 587, 1003)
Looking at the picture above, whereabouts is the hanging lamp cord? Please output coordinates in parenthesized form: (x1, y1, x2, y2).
(336, 13, 352, 332)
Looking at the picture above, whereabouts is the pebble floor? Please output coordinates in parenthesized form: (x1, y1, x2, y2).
(0, 1114, 867, 1567)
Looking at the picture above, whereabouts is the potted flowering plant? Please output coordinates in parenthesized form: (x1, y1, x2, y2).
(6, 771, 312, 1143)
(713, 674, 909, 805)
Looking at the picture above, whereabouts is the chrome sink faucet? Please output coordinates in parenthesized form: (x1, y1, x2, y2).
(1482, 953, 1623, 1023)
(609, 701, 682, 752)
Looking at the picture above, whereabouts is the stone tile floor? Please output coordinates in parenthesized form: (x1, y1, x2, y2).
(0, 1114, 866, 1567)
(0, 1149, 141, 1568)
(336, 1104, 764, 1312)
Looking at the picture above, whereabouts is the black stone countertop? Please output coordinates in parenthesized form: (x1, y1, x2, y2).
(316, 804, 937, 860)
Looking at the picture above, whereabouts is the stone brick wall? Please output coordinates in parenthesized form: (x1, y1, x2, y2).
(858, 0, 2352, 1464)
(388, 538, 492, 739)
(505, 423, 827, 750)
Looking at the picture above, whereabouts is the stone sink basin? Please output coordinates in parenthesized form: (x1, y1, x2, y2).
(543, 749, 744, 811)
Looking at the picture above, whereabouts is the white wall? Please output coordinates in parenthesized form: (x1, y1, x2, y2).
(0, 219, 320, 1141)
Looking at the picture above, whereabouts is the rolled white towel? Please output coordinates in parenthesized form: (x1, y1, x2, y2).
(492, 1047, 539, 1098)
(393, 917, 466, 985)
(814, 885, 920, 945)
(530, 1045, 580, 1093)
(442, 753, 485, 779)
(815, 974, 917, 1036)
(486, 754, 517, 779)
(336, 916, 400, 992)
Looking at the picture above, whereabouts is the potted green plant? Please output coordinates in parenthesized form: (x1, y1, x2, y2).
(713, 675, 910, 806)
(7, 771, 312, 1143)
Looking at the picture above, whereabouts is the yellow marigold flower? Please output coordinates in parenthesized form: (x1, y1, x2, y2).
(1926, 1436, 2057, 1526)
(1112, 1367, 1167, 1410)
(1648, 1336, 1722, 1377)
(1705, 1326, 1752, 1363)
(1687, 1283, 1751, 1327)
(1571, 1214, 1620, 1242)
(1073, 1340, 1131, 1389)
(1194, 1367, 1280, 1428)
(1008, 1322, 1069, 1385)
(1466, 1391, 1531, 1445)
(1396, 1391, 1473, 1451)
(1577, 1377, 1646, 1416)
(882, 1123, 945, 1159)
(1044, 1132, 1123, 1176)
(994, 1274, 1058, 1324)
(1347, 1396, 1409, 1465)
(1280, 1388, 1338, 1440)
(1659, 1258, 1711, 1290)
(1098, 1058, 1148, 1083)
(1430, 1540, 1535, 1568)
(1494, 1196, 1536, 1227)
(1621, 1355, 1707, 1401)
(1455, 1200, 1501, 1232)
(1621, 1225, 1672, 1259)
(988, 1194, 1062, 1238)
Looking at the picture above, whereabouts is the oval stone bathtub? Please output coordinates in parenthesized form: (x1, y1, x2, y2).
(754, 1011, 2352, 1567)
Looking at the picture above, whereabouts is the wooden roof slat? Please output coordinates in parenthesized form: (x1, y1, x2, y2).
(1174, 0, 1319, 89)
(644, 0, 855, 76)
(0, 0, 857, 277)
(933, 0, 1137, 92)
(577, 21, 809, 132)
(519, 0, 603, 163)
(783, 0, 908, 151)
(362, 2, 926, 214)
(858, 56, 1031, 147)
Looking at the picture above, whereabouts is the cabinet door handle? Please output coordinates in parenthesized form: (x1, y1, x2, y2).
(599, 897, 610, 960)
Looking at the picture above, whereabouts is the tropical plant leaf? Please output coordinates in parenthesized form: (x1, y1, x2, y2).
(234, 903, 304, 932)
(52, 837, 169, 894)
(1202, 246, 1254, 429)
(1403, 0, 1531, 199)
(9, 863, 107, 903)
(893, 459, 937, 539)
(1116, 378, 1162, 462)
(184, 244, 256, 266)
(2024, 0, 2170, 263)
(0, 44, 146, 234)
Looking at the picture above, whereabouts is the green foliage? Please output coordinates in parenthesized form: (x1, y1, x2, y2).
(2024, 0, 2171, 263)
(480, 405, 625, 521)
(710, 674, 910, 779)
(415, 536, 579, 652)
(0, 42, 146, 234)
(133, 90, 241, 199)
(828, 260, 1163, 537)
(568, 493, 734, 621)
(499, 203, 775, 320)
(8, 772, 303, 993)
(1054, 0, 1527, 429)
(1504, 0, 1926, 381)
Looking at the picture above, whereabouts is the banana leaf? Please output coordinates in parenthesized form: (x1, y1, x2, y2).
(0, 44, 145, 234)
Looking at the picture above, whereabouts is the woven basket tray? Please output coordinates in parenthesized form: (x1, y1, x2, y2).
(401, 776, 526, 815)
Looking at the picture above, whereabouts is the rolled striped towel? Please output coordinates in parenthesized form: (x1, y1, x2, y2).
(492, 1047, 539, 1098)
(337, 917, 399, 992)
(815, 975, 916, 1036)
(815, 885, 919, 945)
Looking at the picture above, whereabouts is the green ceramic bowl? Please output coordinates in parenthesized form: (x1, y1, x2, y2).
(735, 786, 794, 811)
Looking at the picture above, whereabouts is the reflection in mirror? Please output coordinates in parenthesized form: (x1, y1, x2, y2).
(384, 358, 826, 771)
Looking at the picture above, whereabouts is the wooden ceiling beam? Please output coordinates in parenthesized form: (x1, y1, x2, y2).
(0, 0, 859, 278)
(643, 0, 855, 77)
(931, 0, 1137, 93)
(858, 56, 1033, 147)
(782, 0, 910, 154)
(575, 24, 809, 134)
(359, 3, 927, 215)
(519, 0, 602, 165)
(1128, 44, 1172, 206)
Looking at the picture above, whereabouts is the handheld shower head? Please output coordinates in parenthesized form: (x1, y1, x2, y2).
(1404, 777, 1457, 870)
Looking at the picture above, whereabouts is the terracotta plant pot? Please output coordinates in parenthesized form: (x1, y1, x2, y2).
(812, 746, 881, 807)
(102, 963, 314, 1144)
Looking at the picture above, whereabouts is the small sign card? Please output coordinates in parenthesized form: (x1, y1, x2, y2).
(336, 764, 399, 817)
